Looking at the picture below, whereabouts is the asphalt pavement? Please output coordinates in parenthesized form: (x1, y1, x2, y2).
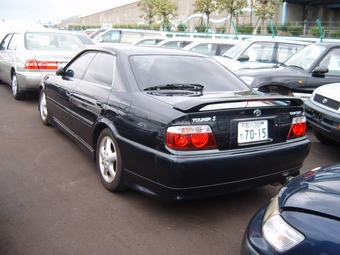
(1, 82, 340, 255)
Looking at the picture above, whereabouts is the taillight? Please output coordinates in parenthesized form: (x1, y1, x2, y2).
(287, 116, 307, 139)
(166, 125, 217, 150)
(25, 60, 58, 70)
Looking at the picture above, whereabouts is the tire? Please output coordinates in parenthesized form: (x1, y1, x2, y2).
(313, 129, 336, 146)
(39, 89, 50, 126)
(96, 128, 126, 192)
(11, 72, 26, 100)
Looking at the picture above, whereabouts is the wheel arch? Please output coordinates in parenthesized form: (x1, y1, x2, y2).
(92, 119, 120, 162)
(10, 67, 16, 78)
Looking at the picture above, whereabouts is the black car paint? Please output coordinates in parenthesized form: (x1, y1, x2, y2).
(40, 46, 310, 201)
(241, 163, 340, 254)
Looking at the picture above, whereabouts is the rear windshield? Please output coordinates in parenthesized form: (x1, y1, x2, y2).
(25, 32, 85, 51)
(129, 55, 250, 92)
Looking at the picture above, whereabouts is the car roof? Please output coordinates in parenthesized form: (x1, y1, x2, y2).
(183, 39, 238, 47)
(311, 41, 340, 46)
(154, 37, 202, 47)
(243, 37, 310, 44)
(84, 44, 208, 57)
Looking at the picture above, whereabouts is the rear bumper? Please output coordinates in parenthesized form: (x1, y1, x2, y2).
(304, 100, 340, 143)
(16, 70, 51, 91)
(121, 138, 311, 201)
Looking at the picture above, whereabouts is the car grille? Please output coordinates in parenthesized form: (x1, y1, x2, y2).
(313, 94, 340, 111)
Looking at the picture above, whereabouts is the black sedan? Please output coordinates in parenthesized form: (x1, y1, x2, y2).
(241, 163, 340, 254)
(234, 42, 340, 100)
(38, 45, 310, 201)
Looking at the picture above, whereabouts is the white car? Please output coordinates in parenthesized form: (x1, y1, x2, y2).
(132, 37, 166, 46)
(93, 29, 164, 44)
(154, 37, 200, 49)
(213, 38, 309, 71)
(304, 83, 340, 145)
(0, 30, 85, 100)
(182, 39, 238, 56)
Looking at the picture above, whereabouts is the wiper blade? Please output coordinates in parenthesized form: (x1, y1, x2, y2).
(143, 83, 204, 92)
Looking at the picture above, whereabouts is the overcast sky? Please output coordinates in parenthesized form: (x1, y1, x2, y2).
(0, 0, 137, 24)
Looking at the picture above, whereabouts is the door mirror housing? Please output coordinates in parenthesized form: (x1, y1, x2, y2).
(237, 54, 250, 62)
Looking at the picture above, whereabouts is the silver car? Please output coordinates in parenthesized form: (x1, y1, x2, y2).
(0, 30, 85, 100)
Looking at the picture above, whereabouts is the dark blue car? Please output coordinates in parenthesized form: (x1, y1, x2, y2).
(241, 163, 340, 254)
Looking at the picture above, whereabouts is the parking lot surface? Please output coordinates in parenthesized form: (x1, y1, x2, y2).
(1, 83, 339, 255)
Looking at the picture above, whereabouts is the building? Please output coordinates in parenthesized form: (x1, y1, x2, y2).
(59, 0, 340, 34)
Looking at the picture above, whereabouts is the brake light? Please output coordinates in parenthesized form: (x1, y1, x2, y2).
(287, 116, 307, 139)
(25, 60, 58, 70)
(166, 125, 217, 150)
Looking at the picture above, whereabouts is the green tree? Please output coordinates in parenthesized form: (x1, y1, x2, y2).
(154, 0, 178, 31)
(138, 0, 177, 31)
(193, 0, 219, 32)
(252, 0, 282, 34)
(216, 0, 248, 33)
(137, 0, 158, 27)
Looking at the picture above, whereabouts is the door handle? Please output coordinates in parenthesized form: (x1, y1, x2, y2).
(96, 101, 104, 108)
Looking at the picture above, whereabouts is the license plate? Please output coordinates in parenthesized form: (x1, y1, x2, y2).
(238, 120, 268, 144)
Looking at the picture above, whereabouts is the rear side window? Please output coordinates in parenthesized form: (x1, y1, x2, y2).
(121, 32, 142, 44)
(101, 30, 121, 43)
(0, 33, 13, 50)
(190, 44, 218, 56)
(277, 43, 305, 63)
(8, 33, 19, 50)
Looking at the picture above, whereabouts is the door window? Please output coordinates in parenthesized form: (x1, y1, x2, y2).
(244, 42, 275, 62)
(82, 52, 114, 87)
(319, 48, 340, 76)
(65, 52, 96, 80)
(277, 43, 305, 63)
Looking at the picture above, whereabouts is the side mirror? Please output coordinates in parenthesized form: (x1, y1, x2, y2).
(65, 69, 74, 77)
(312, 66, 328, 77)
(237, 54, 250, 62)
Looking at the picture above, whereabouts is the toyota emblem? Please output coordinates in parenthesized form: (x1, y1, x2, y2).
(253, 109, 262, 117)
(322, 98, 328, 104)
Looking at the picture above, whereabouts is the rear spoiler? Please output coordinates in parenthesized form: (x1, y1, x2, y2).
(173, 95, 303, 113)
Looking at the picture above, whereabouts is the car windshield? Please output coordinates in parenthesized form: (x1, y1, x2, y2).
(129, 55, 250, 92)
(222, 40, 250, 59)
(284, 44, 327, 70)
(25, 32, 85, 51)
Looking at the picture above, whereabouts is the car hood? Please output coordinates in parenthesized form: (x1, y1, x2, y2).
(313, 83, 340, 100)
(234, 65, 306, 78)
(278, 163, 340, 219)
(213, 56, 277, 71)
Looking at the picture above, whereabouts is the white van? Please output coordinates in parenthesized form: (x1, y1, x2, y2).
(94, 29, 165, 44)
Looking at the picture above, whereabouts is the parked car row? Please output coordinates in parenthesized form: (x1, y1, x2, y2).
(213, 38, 309, 71)
(1, 25, 340, 254)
